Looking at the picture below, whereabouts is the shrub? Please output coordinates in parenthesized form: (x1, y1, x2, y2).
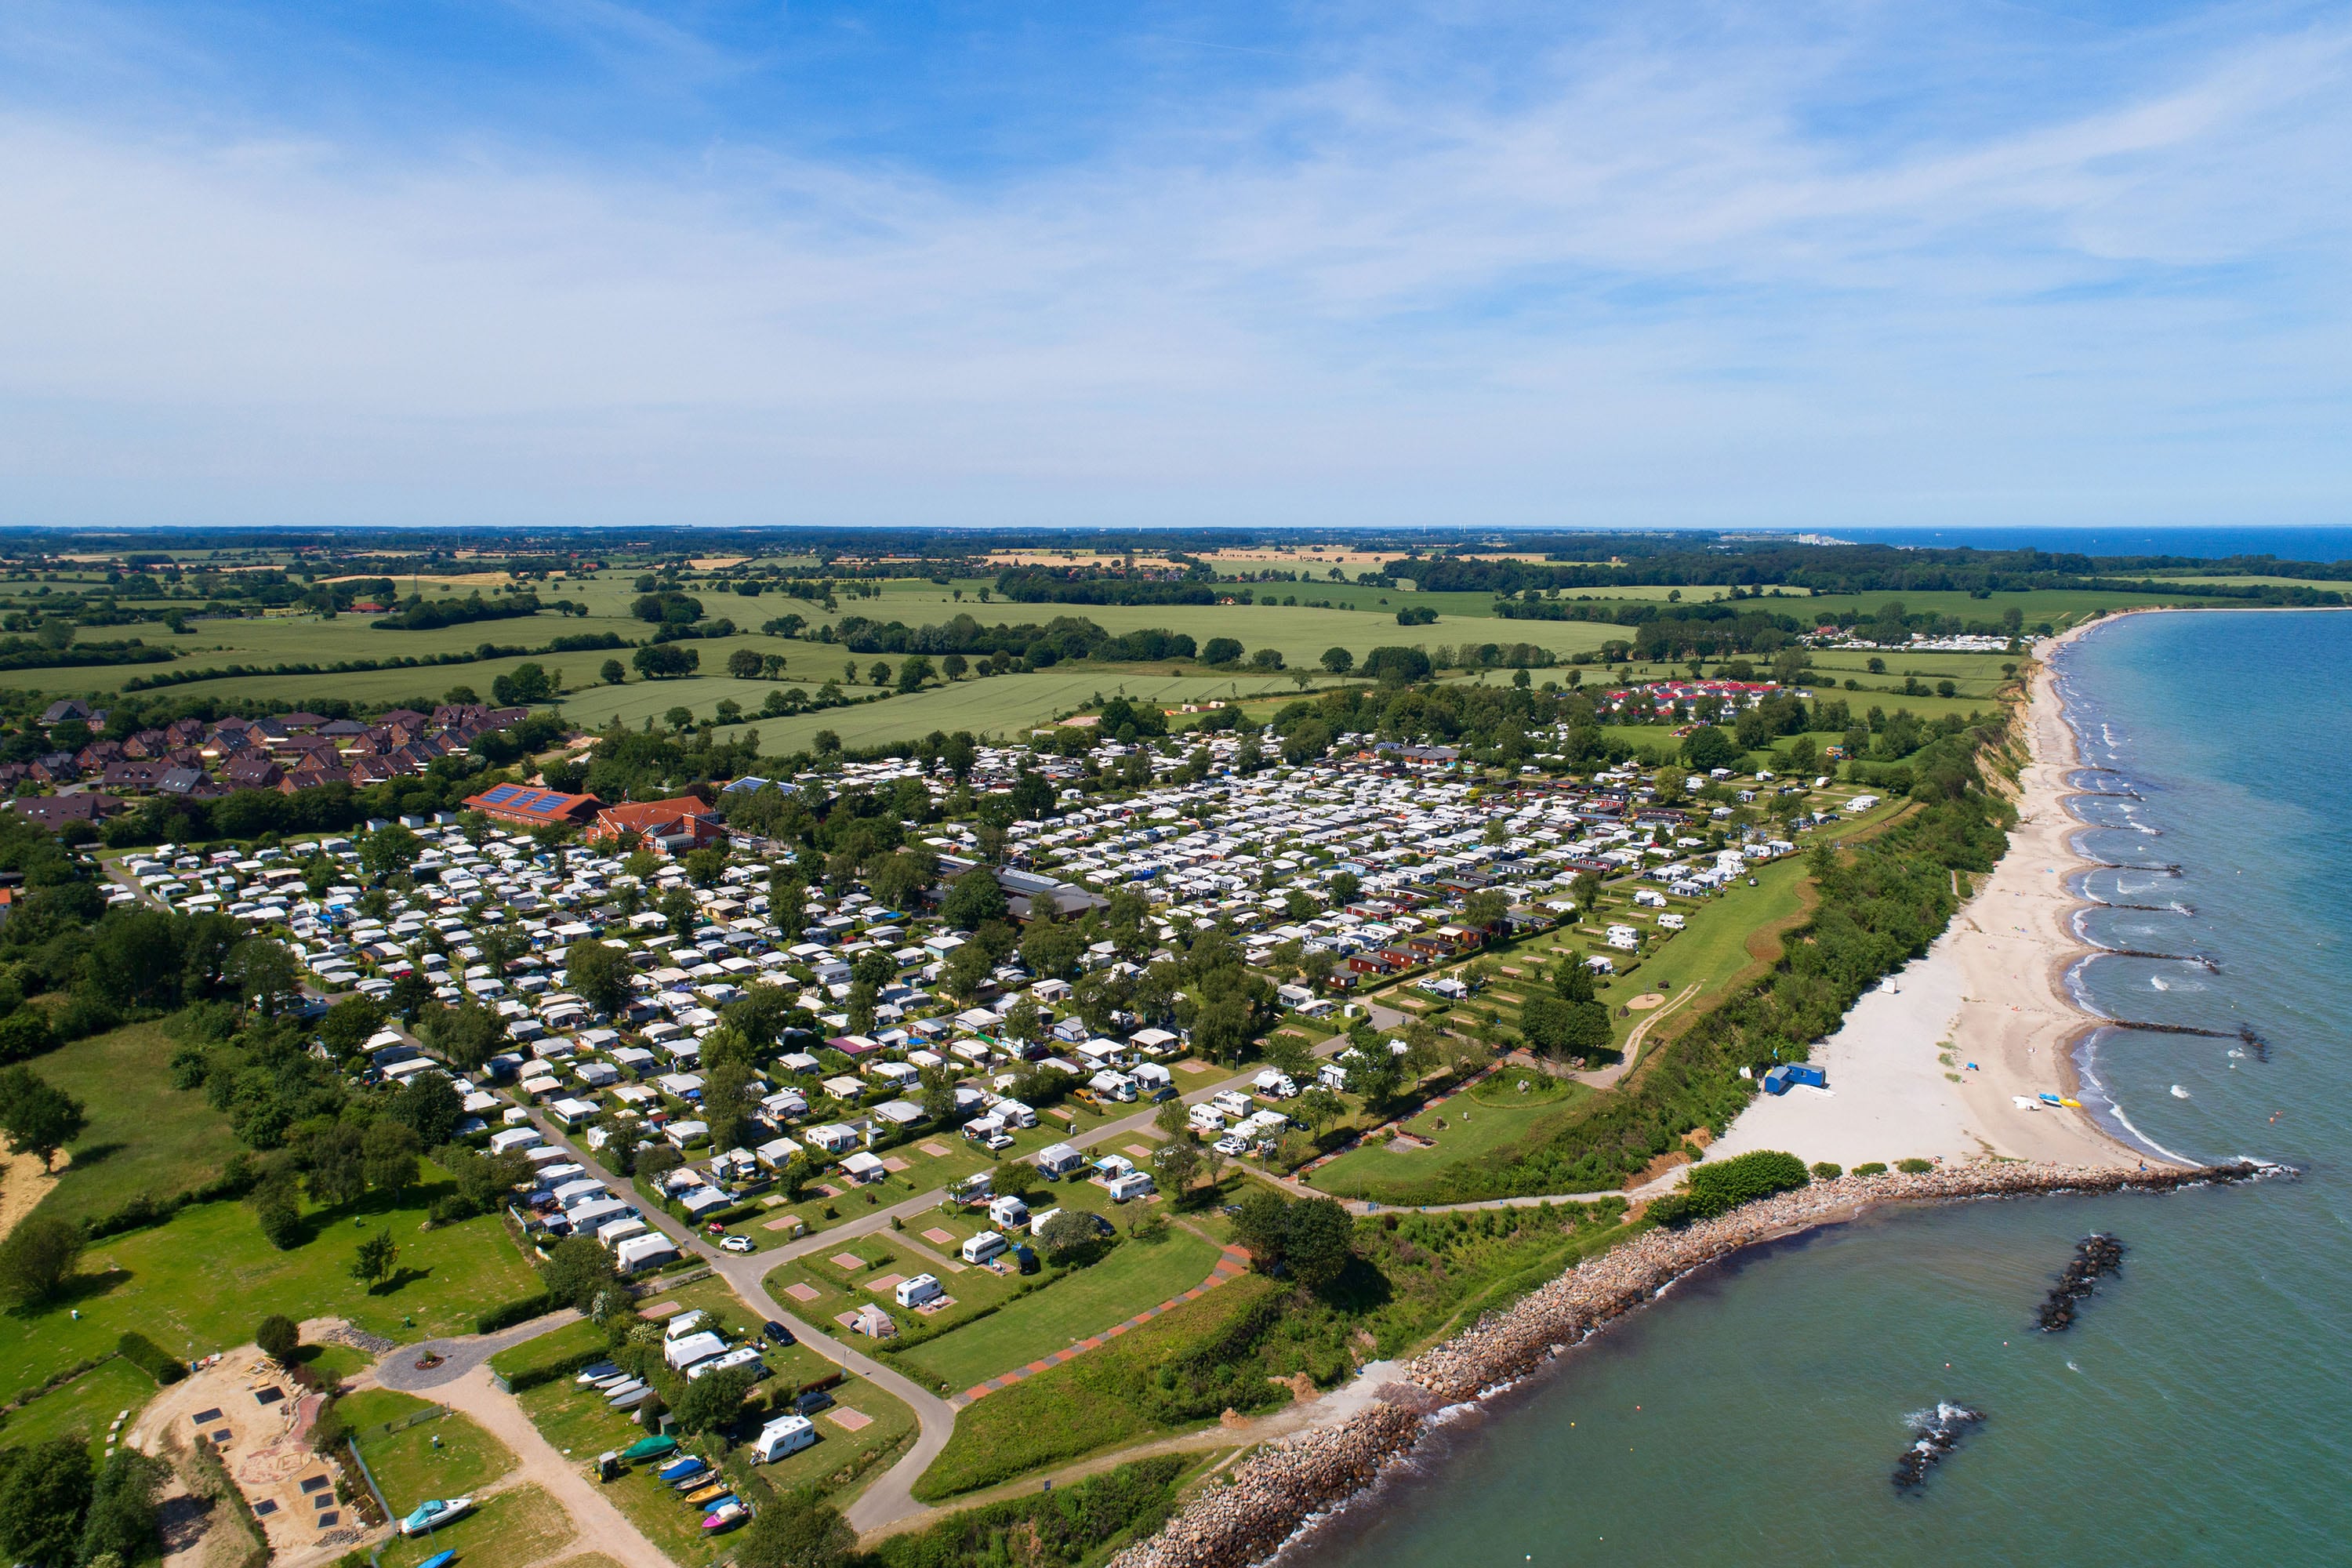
(1896, 1158, 1934, 1174)
(117, 1332, 187, 1385)
(1853, 1162, 1889, 1177)
(255, 1316, 299, 1364)
(1809, 1162, 1843, 1181)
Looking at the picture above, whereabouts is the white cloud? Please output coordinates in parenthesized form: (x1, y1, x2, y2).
(0, 5, 2348, 525)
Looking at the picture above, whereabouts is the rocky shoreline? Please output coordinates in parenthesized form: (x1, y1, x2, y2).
(1109, 1160, 2266, 1568)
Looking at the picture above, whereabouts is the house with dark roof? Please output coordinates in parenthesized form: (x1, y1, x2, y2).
(7, 794, 123, 828)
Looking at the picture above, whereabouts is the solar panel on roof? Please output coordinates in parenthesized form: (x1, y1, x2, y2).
(529, 797, 563, 813)
(484, 785, 521, 804)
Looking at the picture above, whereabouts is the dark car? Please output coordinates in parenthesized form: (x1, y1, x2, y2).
(794, 1388, 834, 1415)
(762, 1319, 795, 1346)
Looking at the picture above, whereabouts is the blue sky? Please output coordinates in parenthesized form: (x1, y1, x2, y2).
(2, 1, 2347, 529)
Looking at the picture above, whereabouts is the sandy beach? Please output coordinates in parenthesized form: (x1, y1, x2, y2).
(1708, 617, 2164, 1171)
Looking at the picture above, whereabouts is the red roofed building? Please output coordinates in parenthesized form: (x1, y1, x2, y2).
(462, 783, 602, 829)
(587, 795, 724, 855)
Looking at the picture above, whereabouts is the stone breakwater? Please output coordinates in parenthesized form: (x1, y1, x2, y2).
(1109, 1160, 2263, 1568)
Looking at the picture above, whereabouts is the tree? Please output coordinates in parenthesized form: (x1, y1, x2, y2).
(318, 996, 385, 1059)
(78, 1450, 165, 1568)
(1019, 910, 1084, 981)
(735, 1497, 856, 1568)
(1201, 637, 1243, 666)
(0, 1069, 85, 1172)
(363, 1120, 421, 1198)
(350, 1228, 397, 1291)
(1294, 1086, 1346, 1137)
(226, 938, 301, 1018)
(660, 885, 699, 942)
(249, 1172, 303, 1250)
(941, 941, 993, 1004)
(600, 658, 626, 684)
(0, 1215, 83, 1305)
(939, 867, 1007, 931)
(896, 655, 934, 692)
(1229, 1189, 1291, 1273)
(867, 849, 933, 913)
(727, 648, 764, 680)
(1461, 889, 1509, 935)
(1682, 724, 1737, 771)
(382, 1075, 461, 1152)
(358, 823, 422, 881)
(1284, 1196, 1356, 1290)
(0, 1436, 93, 1568)
(1151, 1138, 1201, 1199)
(633, 643, 699, 679)
(564, 939, 633, 1019)
(542, 1235, 617, 1311)
(1152, 1098, 1190, 1141)
(673, 1366, 757, 1434)
(255, 1315, 300, 1364)
(1320, 646, 1354, 675)
(1037, 1209, 1105, 1266)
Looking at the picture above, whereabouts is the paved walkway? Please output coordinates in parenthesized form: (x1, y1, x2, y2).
(376, 1308, 583, 1393)
(957, 1241, 1250, 1404)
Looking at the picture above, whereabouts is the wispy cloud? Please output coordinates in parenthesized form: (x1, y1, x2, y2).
(0, 2, 2348, 526)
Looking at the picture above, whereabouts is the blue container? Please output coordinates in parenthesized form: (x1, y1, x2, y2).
(1761, 1065, 1793, 1096)
(1787, 1063, 1827, 1089)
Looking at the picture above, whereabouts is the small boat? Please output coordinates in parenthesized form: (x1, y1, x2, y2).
(681, 1483, 729, 1504)
(575, 1362, 621, 1386)
(619, 1435, 677, 1463)
(601, 1378, 646, 1404)
(608, 1387, 655, 1412)
(2038, 1092, 2063, 1107)
(2171, 1085, 2190, 1099)
(398, 1498, 474, 1537)
(417, 1552, 458, 1568)
(702, 1503, 746, 1532)
(655, 1456, 706, 1483)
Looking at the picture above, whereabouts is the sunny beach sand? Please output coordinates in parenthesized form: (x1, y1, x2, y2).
(1708, 619, 2164, 1171)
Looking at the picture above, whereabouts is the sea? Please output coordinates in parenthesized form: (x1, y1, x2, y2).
(1288, 607, 2352, 1566)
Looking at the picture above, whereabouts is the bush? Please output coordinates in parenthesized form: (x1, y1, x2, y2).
(474, 1291, 557, 1335)
(876, 1456, 1187, 1568)
(1853, 1162, 1889, 1177)
(117, 1331, 187, 1385)
(1809, 1162, 1843, 1181)
(255, 1316, 299, 1364)
(1896, 1158, 1934, 1174)
(1682, 1150, 1810, 1218)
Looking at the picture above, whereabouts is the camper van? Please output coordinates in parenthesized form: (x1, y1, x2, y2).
(752, 1414, 818, 1464)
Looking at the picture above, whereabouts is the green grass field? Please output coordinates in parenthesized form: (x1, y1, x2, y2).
(0, 1171, 540, 1406)
(0, 1356, 158, 1457)
(377, 1484, 577, 1568)
(1308, 1083, 1585, 1196)
(898, 1225, 1222, 1395)
(342, 1388, 518, 1514)
(32, 1020, 247, 1228)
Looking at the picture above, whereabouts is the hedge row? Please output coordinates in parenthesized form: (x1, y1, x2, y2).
(474, 1291, 557, 1335)
(117, 1331, 187, 1385)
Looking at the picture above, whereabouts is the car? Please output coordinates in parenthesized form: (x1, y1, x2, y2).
(793, 1388, 834, 1415)
(1213, 1134, 1250, 1156)
(704, 1221, 728, 1236)
(762, 1319, 796, 1345)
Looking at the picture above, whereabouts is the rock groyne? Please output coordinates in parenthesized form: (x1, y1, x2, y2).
(1110, 1160, 2264, 1568)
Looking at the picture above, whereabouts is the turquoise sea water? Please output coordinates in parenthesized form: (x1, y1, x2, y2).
(1294, 609, 2352, 1568)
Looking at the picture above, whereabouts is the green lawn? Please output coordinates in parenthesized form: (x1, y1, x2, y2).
(31, 1020, 247, 1228)
(0, 1356, 158, 1458)
(377, 1484, 577, 1568)
(898, 1226, 1222, 1396)
(1309, 1087, 1586, 1197)
(342, 1389, 517, 1515)
(0, 1170, 540, 1406)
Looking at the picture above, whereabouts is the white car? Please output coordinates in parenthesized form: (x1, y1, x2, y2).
(1213, 1133, 1250, 1156)
(719, 1235, 754, 1254)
